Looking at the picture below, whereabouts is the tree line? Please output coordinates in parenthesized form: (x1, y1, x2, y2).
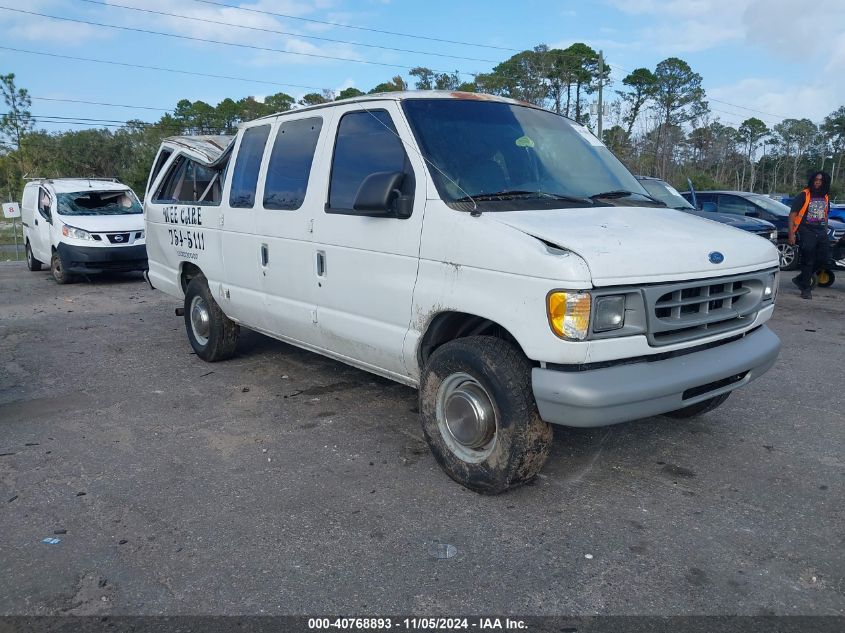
(2, 42, 844, 201)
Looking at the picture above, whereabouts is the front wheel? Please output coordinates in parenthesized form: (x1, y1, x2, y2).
(664, 392, 730, 419)
(184, 274, 239, 362)
(777, 241, 798, 271)
(26, 242, 42, 271)
(50, 252, 73, 284)
(419, 336, 552, 495)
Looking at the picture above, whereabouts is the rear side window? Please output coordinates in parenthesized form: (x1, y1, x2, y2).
(230, 125, 270, 208)
(718, 195, 752, 215)
(328, 110, 408, 212)
(263, 117, 322, 211)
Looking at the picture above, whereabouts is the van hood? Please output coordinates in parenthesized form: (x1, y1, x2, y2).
(57, 213, 145, 233)
(487, 206, 779, 286)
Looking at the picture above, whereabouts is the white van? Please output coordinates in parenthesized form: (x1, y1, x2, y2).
(21, 178, 147, 284)
(144, 92, 781, 494)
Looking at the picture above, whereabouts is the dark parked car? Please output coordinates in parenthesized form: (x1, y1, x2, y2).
(636, 177, 778, 243)
(681, 190, 845, 271)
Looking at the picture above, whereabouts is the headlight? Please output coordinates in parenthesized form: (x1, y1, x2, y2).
(769, 230, 777, 242)
(61, 224, 93, 240)
(593, 295, 626, 332)
(547, 291, 591, 340)
(764, 272, 778, 301)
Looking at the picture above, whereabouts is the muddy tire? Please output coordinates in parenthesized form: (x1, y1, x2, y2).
(419, 336, 552, 495)
(50, 252, 72, 284)
(184, 274, 239, 362)
(26, 242, 42, 271)
(664, 392, 730, 419)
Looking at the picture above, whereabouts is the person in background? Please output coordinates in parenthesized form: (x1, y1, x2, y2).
(789, 171, 831, 300)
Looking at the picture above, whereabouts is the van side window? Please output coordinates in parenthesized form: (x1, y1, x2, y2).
(263, 117, 323, 211)
(147, 149, 172, 194)
(230, 125, 271, 208)
(327, 110, 411, 213)
(38, 187, 52, 220)
(154, 156, 222, 205)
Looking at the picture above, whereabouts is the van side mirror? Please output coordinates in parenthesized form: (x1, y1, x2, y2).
(353, 171, 411, 218)
(701, 201, 717, 213)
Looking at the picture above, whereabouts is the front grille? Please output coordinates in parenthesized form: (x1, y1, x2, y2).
(106, 233, 130, 244)
(644, 272, 770, 346)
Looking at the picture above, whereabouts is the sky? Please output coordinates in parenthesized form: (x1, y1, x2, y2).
(1, 0, 844, 134)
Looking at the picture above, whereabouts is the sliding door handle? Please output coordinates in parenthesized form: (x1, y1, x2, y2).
(316, 251, 326, 277)
(260, 243, 269, 266)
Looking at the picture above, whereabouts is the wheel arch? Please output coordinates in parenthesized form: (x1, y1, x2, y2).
(417, 311, 528, 370)
(180, 262, 204, 293)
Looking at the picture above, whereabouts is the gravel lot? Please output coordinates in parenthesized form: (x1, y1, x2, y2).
(0, 261, 843, 616)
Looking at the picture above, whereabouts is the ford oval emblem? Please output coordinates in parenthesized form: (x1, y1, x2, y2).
(708, 251, 724, 264)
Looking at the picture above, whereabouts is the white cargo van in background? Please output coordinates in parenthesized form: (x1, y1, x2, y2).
(144, 92, 781, 494)
(21, 178, 147, 284)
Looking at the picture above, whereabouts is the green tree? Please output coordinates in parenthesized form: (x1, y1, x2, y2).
(737, 117, 769, 191)
(1, 73, 35, 189)
(264, 92, 295, 113)
(337, 87, 365, 100)
(409, 67, 435, 90)
(821, 105, 845, 190)
(651, 58, 708, 177)
(368, 76, 408, 94)
(476, 48, 547, 105)
(618, 68, 657, 136)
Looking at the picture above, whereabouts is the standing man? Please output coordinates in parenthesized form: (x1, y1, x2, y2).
(789, 171, 831, 300)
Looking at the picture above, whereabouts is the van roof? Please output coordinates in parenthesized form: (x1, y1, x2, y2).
(27, 179, 132, 194)
(249, 90, 543, 124)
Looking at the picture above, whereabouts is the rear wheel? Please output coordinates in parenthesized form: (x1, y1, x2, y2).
(777, 241, 798, 270)
(664, 393, 730, 419)
(25, 242, 42, 271)
(419, 336, 552, 495)
(50, 252, 73, 284)
(184, 274, 239, 361)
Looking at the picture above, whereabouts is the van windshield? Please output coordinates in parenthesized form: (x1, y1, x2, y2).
(57, 190, 142, 216)
(402, 99, 653, 210)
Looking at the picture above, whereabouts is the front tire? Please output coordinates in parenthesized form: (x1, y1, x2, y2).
(26, 242, 42, 271)
(50, 252, 72, 284)
(419, 336, 552, 495)
(777, 241, 798, 271)
(664, 392, 730, 419)
(184, 274, 239, 362)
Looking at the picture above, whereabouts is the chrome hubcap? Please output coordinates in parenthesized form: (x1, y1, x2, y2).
(436, 373, 497, 462)
(777, 243, 795, 268)
(190, 296, 210, 345)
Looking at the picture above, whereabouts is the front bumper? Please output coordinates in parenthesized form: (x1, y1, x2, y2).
(532, 325, 781, 427)
(57, 243, 148, 274)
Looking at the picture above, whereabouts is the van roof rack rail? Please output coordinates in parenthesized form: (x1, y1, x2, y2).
(23, 176, 122, 183)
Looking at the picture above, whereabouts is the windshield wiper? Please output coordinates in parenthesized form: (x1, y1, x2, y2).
(455, 190, 593, 205)
(590, 190, 666, 206)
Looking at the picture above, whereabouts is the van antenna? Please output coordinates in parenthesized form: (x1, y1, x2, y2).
(353, 101, 480, 217)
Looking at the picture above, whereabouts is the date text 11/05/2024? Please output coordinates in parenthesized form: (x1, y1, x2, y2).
(307, 618, 528, 630)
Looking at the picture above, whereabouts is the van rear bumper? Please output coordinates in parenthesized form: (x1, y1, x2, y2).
(531, 326, 781, 428)
(57, 243, 148, 273)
